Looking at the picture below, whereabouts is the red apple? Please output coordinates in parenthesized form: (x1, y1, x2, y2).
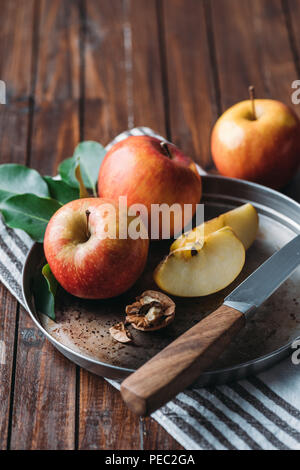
(98, 136, 202, 238)
(211, 98, 300, 189)
(44, 198, 149, 299)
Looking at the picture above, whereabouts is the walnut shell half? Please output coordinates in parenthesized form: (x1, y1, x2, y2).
(109, 322, 133, 343)
(125, 290, 175, 331)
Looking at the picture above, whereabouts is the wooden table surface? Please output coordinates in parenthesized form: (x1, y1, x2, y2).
(0, 0, 299, 450)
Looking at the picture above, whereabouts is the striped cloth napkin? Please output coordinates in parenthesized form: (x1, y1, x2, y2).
(0, 127, 299, 450)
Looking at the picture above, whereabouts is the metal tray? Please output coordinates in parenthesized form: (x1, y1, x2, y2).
(22, 175, 300, 385)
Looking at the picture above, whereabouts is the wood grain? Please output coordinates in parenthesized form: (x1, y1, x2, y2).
(30, 0, 81, 175)
(162, 0, 219, 169)
(0, 0, 35, 165)
(121, 305, 245, 416)
(9, 0, 79, 450)
(210, 0, 299, 117)
(130, 0, 166, 133)
(285, 0, 300, 76)
(282, 0, 300, 200)
(0, 0, 35, 449)
(83, 0, 128, 144)
(78, 374, 181, 450)
(0, 288, 19, 449)
(10, 308, 76, 449)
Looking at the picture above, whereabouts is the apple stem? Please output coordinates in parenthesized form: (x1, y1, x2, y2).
(160, 141, 173, 159)
(248, 85, 257, 120)
(85, 210, 91, 238)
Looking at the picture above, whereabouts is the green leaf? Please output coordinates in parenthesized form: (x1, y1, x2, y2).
(0, 164, 50, 203)
(58, 141, 106, 196)
(33, 263, 57, 321)
(0, 194, 61, 242)
(75, 164, 90, 198)
(43, 176, 79, 205)
(58, 157, 74, 185)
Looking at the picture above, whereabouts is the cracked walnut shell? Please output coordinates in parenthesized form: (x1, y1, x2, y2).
(109, 322, 133, 343)
(125, 290, 175, 331)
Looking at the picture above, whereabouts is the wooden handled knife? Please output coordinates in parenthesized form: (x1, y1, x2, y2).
(121, 235, 300, 416)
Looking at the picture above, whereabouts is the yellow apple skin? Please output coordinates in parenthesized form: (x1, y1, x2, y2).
(211, 99, 300, 189)
(154, 226, 245, 297)
(171, 203, 258, 251)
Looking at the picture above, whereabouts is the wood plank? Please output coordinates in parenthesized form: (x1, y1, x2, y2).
(78, 375, 140, 450)
(10, 0, 80, 450)
(210, 0, 299, 117)
(10, 309, 76, 449)
(83, 0, 166, 142)
(79, 0, 182, 450)
(130, 0, 166, 133)
(30, 0, 81, 175)
(282, 0, 300, 201)
(285, 0, 300, 75)
(162, 0, 219, 169)
(79, 376, 182, 450)
(0, 0, 34, 164)
(0, 0, 35, 449)
(82, 0, 128, 144)
(0, 289, 19, 450)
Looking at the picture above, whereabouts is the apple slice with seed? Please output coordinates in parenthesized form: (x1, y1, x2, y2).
(171, 203, 258, 252)
(154, 226, 245, 297)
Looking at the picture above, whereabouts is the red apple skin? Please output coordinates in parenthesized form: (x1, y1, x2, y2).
(98, 136, 202, 238)
(44, 198, 149, 299)
(211, 99, 300, 189)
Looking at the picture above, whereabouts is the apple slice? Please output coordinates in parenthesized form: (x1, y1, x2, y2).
(171, 203, 258, 251)
(154, 226, 245, 297)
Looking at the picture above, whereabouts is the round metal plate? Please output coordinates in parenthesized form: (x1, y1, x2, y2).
(22, 175, 300, 385)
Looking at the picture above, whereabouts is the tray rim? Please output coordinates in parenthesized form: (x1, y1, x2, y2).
(22, 173, 300, 380)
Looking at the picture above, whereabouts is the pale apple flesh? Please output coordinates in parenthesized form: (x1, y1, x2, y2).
(98, 136, 202, 238)
(171, 203, 258, 251)
(154, 227, 246, 297)
(211, 99, 300, 189)
(44, 198, 149, 299)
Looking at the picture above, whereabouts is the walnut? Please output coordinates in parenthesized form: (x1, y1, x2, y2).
(125, 290, 175, 331)
(109, 322, 133, 343)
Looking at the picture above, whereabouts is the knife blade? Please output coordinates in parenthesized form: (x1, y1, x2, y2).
(224, 234, 300, 317)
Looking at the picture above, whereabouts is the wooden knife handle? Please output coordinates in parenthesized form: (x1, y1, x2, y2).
(121, 304, 245, 416)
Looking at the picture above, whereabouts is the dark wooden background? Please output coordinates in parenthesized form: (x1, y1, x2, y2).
(0, 0, 299, 450)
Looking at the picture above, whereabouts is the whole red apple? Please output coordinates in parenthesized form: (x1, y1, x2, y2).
(211, 98, 300, 189)
(98, 136, 202, 238)
(44, 198, 149, 299)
